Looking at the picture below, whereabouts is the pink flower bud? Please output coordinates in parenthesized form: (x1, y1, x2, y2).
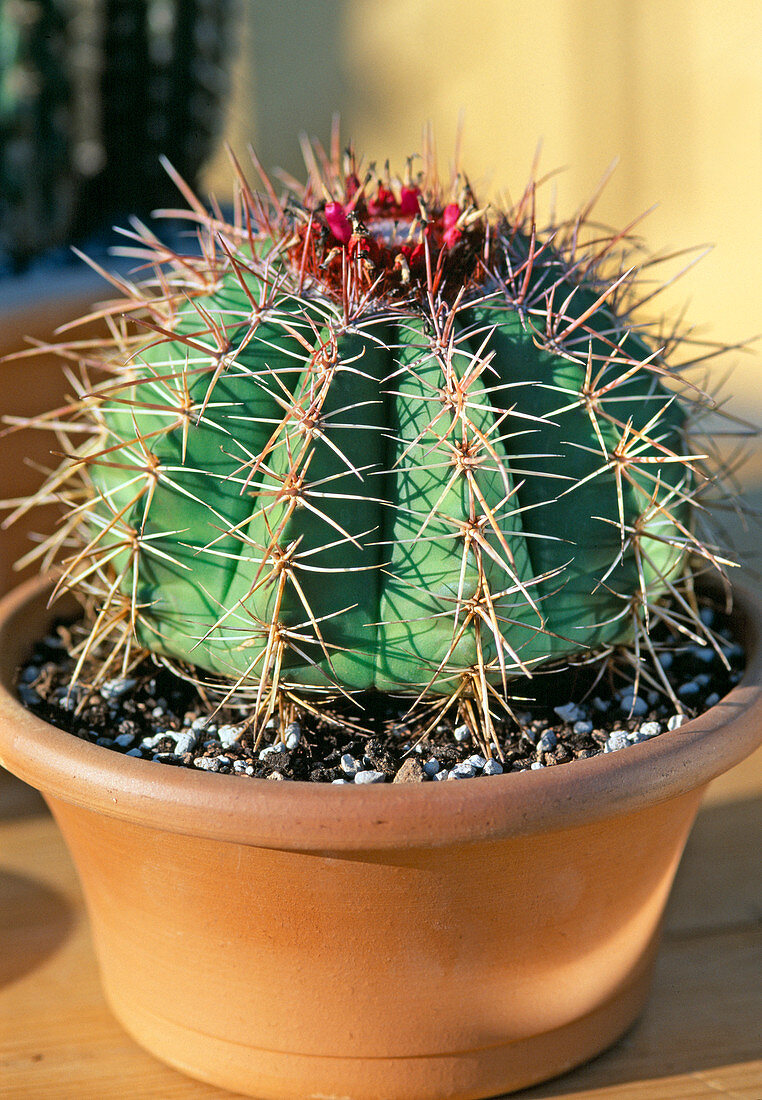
(443, 203, 461, 231)
(443, 226, 463, 248)
(399, 187, 420, 217)
(325, 202, 352, 244)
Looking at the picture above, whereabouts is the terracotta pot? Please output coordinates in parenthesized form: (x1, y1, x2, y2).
(0, 575, 760, 1100)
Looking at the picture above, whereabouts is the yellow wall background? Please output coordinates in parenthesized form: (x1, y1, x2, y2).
(205, 0, 761, 420)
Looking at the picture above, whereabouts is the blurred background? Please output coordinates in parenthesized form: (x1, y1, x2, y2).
(1, 0, 760, 589)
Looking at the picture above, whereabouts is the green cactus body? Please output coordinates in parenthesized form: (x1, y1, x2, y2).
(79, 160, 694, 704)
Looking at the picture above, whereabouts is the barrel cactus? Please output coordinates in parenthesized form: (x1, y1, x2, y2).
(0, 0, 235, 267)
(0, 0, 75, 262)
(8, 135, 728, 742)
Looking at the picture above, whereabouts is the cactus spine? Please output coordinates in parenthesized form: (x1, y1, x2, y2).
(8, 133, 733, 744)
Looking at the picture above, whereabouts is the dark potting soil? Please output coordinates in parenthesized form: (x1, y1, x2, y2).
(15, 604, 745, 784)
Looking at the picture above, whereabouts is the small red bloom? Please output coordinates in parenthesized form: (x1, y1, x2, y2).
(399, 186, 420, 217)
(325, 202, 352, 244)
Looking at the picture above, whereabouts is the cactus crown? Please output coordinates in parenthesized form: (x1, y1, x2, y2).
(4, 128, 740, 752)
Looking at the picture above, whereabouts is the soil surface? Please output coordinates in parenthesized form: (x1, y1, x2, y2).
(15, 603, 745, 784)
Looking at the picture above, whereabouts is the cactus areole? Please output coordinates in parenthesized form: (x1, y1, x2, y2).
(27, 138, 716, 741)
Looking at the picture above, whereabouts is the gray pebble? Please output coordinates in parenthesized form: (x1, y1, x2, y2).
(172, 731, 197, 755)
(267, 771, 285, 781)
(657, 651, 674, 670)
(18, 686, 41, 706)
(99, 677, 137, 700)
(96, 737, 115, 748)
(699, 607, 715, 627)
(604, 730, 630, 753)
(677, 681, 700, 699)
(704, 692, 720, 707)
(637, 721, 661, 739)
(125, 747, 143, 757)
(423, 758, 440, 777)
(592, 696, 609, 713)
(340, 752, 360, 776)
(217, 724, 242, 749)
(19, 665, 39, 684)
(453, 724, 470, 742)
(573, 719, 594, 735)
(114, 732, 136, 748)
(284, 722, 302, 749)
(667, 713, 687, 730)
(216, 755, 232, 767)
(151, 706, 165, 719)
(354, 770, 387, 784)
(259, 742, 286, 762)
(233, 760, 248, 773)
(332, 778, 351, 784)
(432, 770, 449, 781)
(689, 645, 716, 664)
(554, 702, 586, 723)
(530, 761, 544, 770)
(482, 758, 504, 776)
(448, 762, 476, 779)
(193, 757, 220, 771)
(618, 691, 649, 717)
(694, 672, 712, 687)
(536, 731, 557, 753)
(191, 716, 216, 734)
(467, 754, 487, 770)
(141, 731, 167, 750)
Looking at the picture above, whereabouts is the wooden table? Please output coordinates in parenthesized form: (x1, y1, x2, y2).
(1, 746, 760, 1100)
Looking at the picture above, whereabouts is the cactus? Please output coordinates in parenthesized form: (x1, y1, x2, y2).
(6, 132, 734, 744)
(0, 0, 75, 262)
(72, 0, 237, 240)
(0, 0, 235, 266)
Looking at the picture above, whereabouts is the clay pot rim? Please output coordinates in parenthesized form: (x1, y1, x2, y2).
(0, 573, 760, 852)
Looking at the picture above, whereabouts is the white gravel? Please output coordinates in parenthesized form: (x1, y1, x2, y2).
(604, 730, 630, 753)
